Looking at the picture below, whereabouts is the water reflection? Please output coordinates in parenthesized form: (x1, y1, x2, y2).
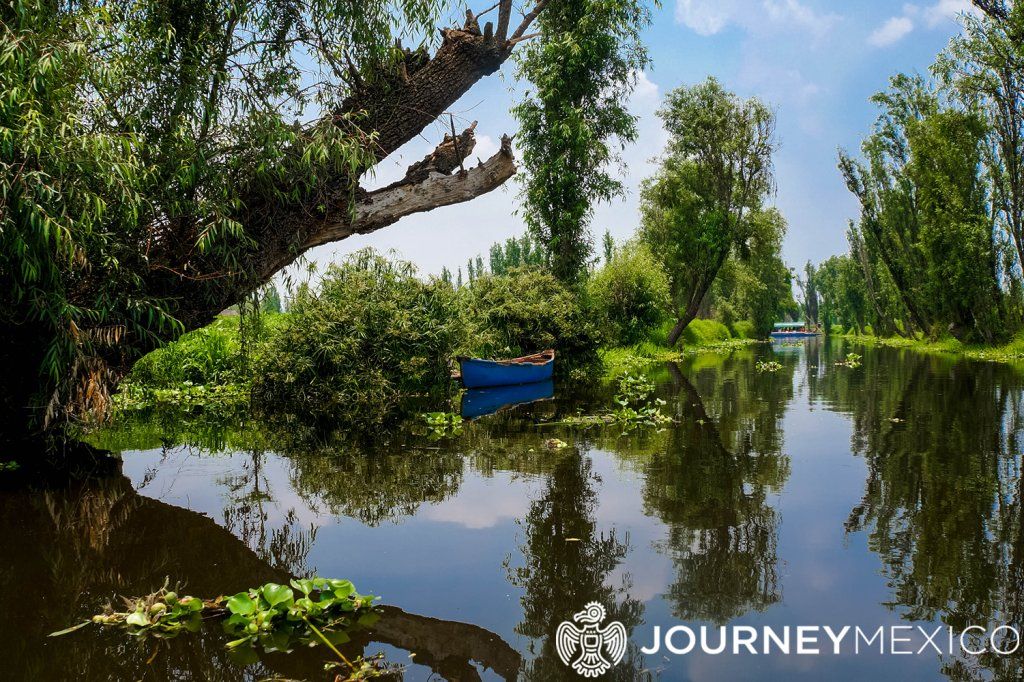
(0, 462, 522, 680)
(643, 361, 791, 623)
(509, 448, 645, 680)
(10, 340, 1024, 679)
(820, 342, 1024, 680)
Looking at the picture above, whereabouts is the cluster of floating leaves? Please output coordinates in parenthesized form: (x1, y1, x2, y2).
(556, 373, 671, 431)
(418, 411, 463, 439)
(755, 360, 783, 373)
(835, 353, 862, 368)
(50, 578, 384, 677)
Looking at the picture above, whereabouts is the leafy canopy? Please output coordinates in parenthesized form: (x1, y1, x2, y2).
(0, 0, 444, 424)
(513, 0, 653, 283)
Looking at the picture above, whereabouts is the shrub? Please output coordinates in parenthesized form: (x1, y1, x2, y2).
(465, 266, 600, 374)
(587, 242, 671, 345)
(680, 318, 733, 346)
(252, 250, 467, 424)
(731, 320, 756, 339)
(127, 318, 242, 387)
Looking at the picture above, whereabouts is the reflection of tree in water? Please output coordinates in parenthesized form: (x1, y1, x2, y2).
(0, 453, 525, 681)
(219, 449, 317, 576)
(508, 449, 645, 680)
(639, 356, 791, 623)
(819, 345, 1024, 681)
(285, 446, 465, 526)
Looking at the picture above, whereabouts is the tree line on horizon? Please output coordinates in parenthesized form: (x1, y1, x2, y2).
(808, 4, 1023, 342)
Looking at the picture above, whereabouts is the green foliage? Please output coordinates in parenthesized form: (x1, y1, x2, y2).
(465, 266, 600, 374)
(85, 588, 205, 639)
(709, 209, 795, 338)
(796, 261, 819, 326)
(513, 0, 653, 283)
(835, 353, 862, 368)
(0, 0, 444, 427)
(419, 411, 463, 439)
(487, 232, 546, 276)
(252, 250, 466, 425)
(755, 360, 782, 373)
(587, 241, 671, 345)
(937, 6, 1024, 308)
(680, 318, 733, 346)
(557, 372, 670, 429)
(223, 578, 376, 653)
(731, 320, 756, 339)
(838, 73, 1004, 342)
(640, 77, 778, 343)
(56, 577, 377, 663)
(127, 318, 242, 388)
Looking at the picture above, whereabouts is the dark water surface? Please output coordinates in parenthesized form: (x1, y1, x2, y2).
(5, 339, 1024, 680)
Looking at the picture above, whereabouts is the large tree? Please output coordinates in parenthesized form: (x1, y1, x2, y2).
(839, 74, 1003, 342)
(940, 2, 1024, 288)
(513, 0, 651, 284)
(1, 0, 547, 436)
(640, 77, 777, 346)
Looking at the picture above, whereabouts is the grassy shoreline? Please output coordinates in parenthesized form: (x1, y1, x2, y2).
(836, 332, 1024, 364)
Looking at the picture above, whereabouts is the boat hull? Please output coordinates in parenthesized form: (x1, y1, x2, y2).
(459, 351, 554, 388)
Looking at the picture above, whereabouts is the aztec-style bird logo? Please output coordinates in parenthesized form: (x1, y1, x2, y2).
(555, 602, 628, 677)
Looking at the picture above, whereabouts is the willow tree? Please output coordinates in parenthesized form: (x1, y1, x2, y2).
(513, 0, 652, 284)
(839, 74, 1003, 341)
(1, 0, 548, 437)
(640, 78, 777, 346)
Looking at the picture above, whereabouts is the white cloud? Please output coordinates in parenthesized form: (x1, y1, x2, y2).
(915, 0, 978, 27)
(675, 0, 839, 39)
(675, 0, 738, 35)
(871, 0, 980, 47)
(867, 16, 915, 47)
(632, 70, 660, 103)
(472, 133, 498, 162)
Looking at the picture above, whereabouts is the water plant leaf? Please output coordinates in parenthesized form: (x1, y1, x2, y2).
(227, 592, 257, 615)
(262, 583, 294, 607)
(125, 609, 150, 627)
(48, 621, 90, 637)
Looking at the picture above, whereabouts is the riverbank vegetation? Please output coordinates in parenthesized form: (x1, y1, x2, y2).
(3, 0, 800, 442)
(812, 6, 1024, 353)
(114, 242, 773, 426)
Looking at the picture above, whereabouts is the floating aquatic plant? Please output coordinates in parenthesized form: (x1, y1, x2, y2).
(50, 577, 380, 675)
(555, 373, 671, 430)
(835, 353, 862, 368)
(755, 360, 783, 373)
(419, 411, 463, 439)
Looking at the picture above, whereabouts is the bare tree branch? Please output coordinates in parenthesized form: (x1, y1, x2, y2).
(496, 0, 513, 40)
(301, 133, 516, 251)
(511, 1, 548, 41)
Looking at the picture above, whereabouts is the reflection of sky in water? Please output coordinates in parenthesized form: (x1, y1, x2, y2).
(112, 339, 1020, 681)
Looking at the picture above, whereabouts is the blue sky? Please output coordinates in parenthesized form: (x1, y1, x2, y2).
(299, 0, 979, 280)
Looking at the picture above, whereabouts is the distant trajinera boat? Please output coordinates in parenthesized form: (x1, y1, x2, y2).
(770, 321, 821, 339)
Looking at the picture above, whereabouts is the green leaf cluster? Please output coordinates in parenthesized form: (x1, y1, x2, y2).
(223, 578, 376, 653)
(0, 0, 443, 428)
(513, 0, 654, 283)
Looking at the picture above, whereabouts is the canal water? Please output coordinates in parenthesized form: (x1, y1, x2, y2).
(4, 338, 1023, 680)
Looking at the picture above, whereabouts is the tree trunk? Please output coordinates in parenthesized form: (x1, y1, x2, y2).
(667, 298, 702, 347)
(18, 1, 550, 433)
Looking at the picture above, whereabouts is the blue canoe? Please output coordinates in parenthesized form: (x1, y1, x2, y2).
(458, 350, 555, 389)
(461, 379, 555, 419)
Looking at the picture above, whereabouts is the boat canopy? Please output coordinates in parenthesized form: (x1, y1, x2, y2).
(773, 321, 807, 329)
